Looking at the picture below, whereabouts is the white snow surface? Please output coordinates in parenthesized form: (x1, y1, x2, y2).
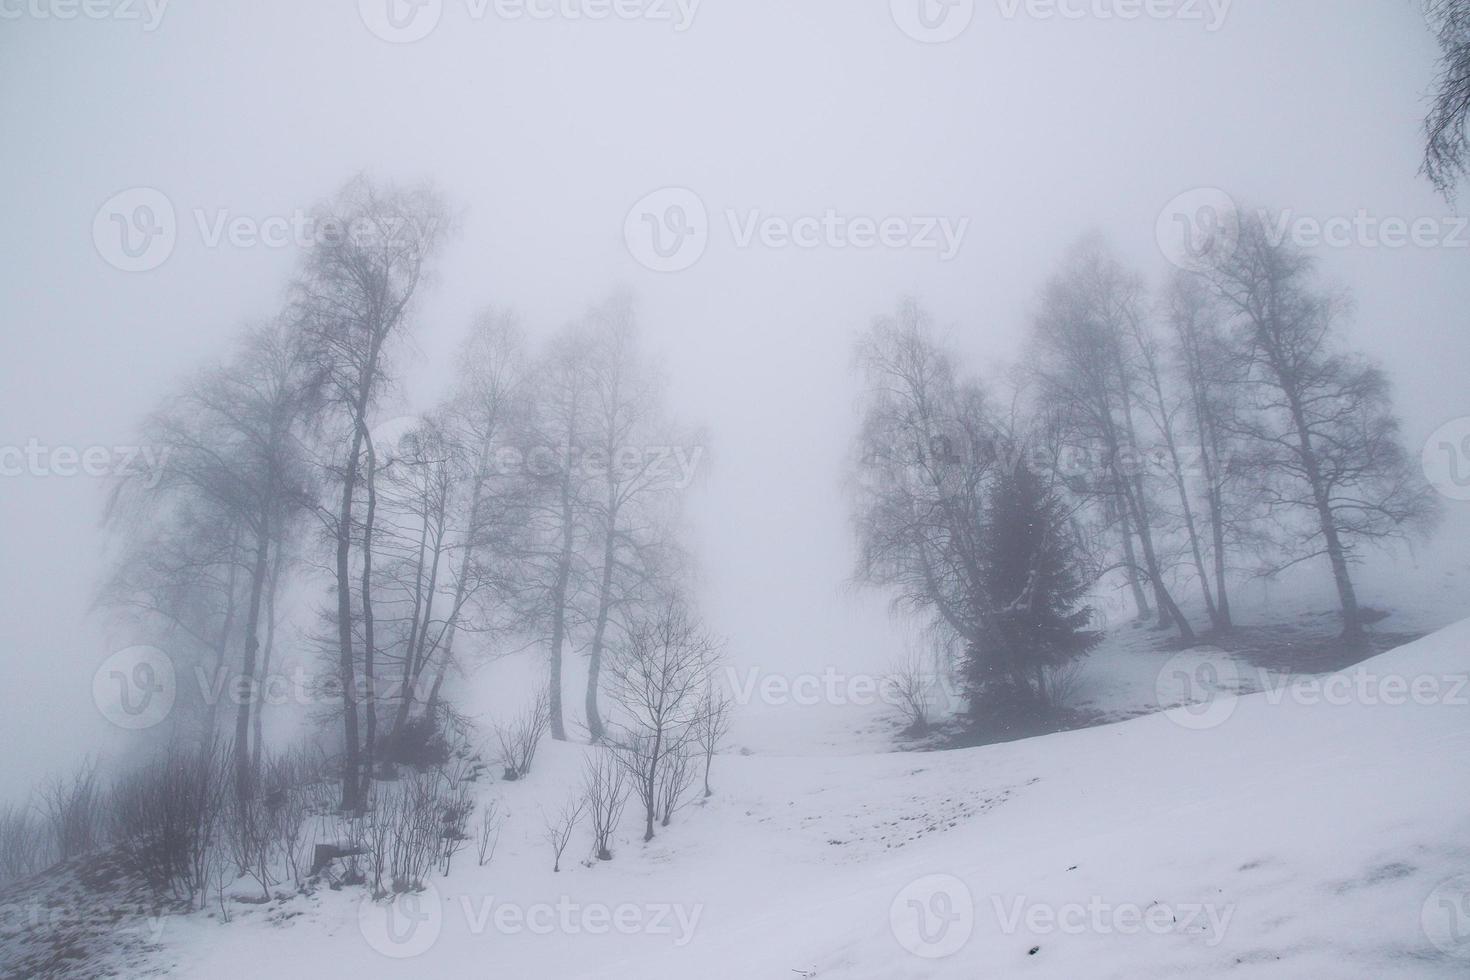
(146, 615, 1470, 979)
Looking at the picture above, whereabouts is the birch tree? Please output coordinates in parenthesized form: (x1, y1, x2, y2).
(1030, 238, 1196, 640)
(1200, 217, 1438, 640)
(294, 177, 448, 809)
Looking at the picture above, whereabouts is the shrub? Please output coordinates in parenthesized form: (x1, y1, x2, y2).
(495, 687, 550, 781)
(110, 737, 231, 905)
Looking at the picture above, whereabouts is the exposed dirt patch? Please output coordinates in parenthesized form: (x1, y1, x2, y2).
(0, 851, 182, 980)
(1211, 615, 1424, 676)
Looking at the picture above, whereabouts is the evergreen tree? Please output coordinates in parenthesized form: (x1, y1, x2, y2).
(964, 458, 1101, 719)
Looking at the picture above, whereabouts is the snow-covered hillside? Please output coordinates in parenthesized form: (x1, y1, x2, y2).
(108, 617, 1470, 980)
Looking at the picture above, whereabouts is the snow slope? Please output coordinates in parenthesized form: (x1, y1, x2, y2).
(138, 617, 1470, 980)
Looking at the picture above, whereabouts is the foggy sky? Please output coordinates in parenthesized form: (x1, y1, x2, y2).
(1, 0, 1466, 788)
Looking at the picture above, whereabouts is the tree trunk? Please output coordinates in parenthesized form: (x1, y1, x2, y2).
(1281, 375, 1363, 641)
(1111, 359, 1195, 642)
(1200, 440, 1232, 630)
(1298, 433, 1363, 639)
(334, 419, 365, 813)
(251, 547, 284, 780)
(208, 530, 243, 737)
(409, 501, 447, 704)
(359, 425, 378, 796)
(547, 480, 575, 742)
(586, 510, 618, 744)
(643, 734, 661, 842)
(234, 522, 271, 801)
(1162, 430, 1221, 631)
(1123, 476, 1195, 641)
(1117, 507, 1152, 622)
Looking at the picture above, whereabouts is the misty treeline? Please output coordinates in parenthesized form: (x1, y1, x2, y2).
(0, 172, 740, 901)
(0, 176, 735, 902)
(853, 220, 1439, 731)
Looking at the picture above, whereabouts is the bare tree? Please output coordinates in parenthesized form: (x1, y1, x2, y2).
(1127, 298, 1224, 631)
(121, 322, 320, 798)
(294, 176, 449, 811)
(884, 650, 932, 736)
(579, 293, 690, 743)
(1030, 238, 1195, 640)
(518, 326, 598, 742)
(370, 415, 466, 764)
(1163, 269, 1253, 630)
(412, 311, 532, 734)
(541, 792, 587, 872)
(850, 299, 1005, 675)
(495, 687, 551, 781)
(1201, 216, 1440, 639)
(582, 751, 632, 860)
(608, 602, 716, 842)
(475, 798, 502, 867)
(692, 684, 732, 797)
(656, 742, 697, 828)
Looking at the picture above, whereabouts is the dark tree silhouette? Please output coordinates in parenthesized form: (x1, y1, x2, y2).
(964, 458, 1101, 717)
